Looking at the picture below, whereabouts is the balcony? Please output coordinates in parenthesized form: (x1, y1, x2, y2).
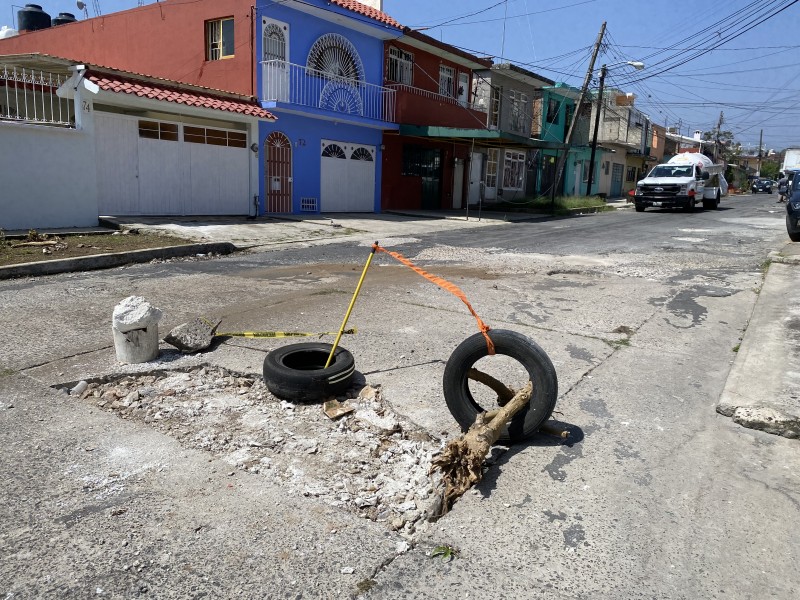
(386, 83, 488, 129)
(260, 60, 395, 123)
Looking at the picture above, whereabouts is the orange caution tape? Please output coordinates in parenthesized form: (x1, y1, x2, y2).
(373, 243, 495, 355)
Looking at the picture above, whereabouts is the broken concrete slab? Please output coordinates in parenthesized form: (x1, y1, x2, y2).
(730, 405, 800, 439)
(163, 317, 222, 353)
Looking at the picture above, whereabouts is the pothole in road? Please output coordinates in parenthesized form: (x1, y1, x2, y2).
(55, 365, 444, 538)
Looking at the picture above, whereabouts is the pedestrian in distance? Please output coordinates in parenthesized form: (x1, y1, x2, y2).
(777, 172, 789, 203)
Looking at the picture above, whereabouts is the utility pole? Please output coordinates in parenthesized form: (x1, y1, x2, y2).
(714, 111, 724, 163)
(757, 129, 763, 176)
(551, 21, 606, 207)
(584, 65, 607, 196)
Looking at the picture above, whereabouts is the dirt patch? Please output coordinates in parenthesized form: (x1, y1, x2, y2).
(0, 231, 195, 267)
(57, 365, 444, 538)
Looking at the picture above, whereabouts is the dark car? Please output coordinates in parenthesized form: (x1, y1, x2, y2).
(752, 178, 772, 194)
(787, 177, 800, 242)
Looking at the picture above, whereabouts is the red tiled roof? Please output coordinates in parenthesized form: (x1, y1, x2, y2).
(86, 71, 276, 120)
(329, 0, 403, 29)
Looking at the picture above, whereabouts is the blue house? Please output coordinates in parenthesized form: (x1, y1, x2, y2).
(256, 0, 402, 214)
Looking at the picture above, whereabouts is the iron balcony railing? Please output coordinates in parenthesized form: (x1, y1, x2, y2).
(261, 60, 395, 122)
(386, 82, 487, 112)
(0, 65, 73, 127)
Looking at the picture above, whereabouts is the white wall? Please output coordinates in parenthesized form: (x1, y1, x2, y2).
(0, 120, 98, 231)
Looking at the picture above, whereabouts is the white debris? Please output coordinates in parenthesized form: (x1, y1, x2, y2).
(112, 296, 162, 333)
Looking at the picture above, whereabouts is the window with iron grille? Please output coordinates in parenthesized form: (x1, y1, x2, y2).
(387, 47, 413, 85)
(626, 166, 637, 182)
(485, 148, 499, 188)
(439, 65, 455, 98)
(509, 90, 528, 133)
(546, 98, 559, 124)
(489, 86, 501, 128)
(503, 150, 526, 190)
(206, 18, 235, 61)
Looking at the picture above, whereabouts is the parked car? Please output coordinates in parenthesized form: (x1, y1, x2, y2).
(787, 178, 800, 241)
(751, 178, 773, 194)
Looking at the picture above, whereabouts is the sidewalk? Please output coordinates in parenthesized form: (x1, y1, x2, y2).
(2, 204, 628, 280)
(716, 243, 800, 438)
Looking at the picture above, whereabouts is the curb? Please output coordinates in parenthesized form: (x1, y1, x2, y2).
(0, 242, 238, 280)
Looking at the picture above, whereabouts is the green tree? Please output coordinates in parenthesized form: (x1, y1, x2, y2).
(702, 130, 738, 162)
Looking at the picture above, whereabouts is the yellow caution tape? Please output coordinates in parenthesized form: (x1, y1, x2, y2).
(215, 328, 357, 339)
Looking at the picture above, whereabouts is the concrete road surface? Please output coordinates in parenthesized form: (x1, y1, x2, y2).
(1, 192, 798, 599)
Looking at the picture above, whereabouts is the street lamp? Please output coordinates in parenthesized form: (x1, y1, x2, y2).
(585, 61, 645, 197)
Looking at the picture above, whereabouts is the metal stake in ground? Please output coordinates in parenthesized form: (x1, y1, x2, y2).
(324, 242, 378, 368)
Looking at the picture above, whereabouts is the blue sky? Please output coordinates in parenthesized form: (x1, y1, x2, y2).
(5, 0, 799, 151)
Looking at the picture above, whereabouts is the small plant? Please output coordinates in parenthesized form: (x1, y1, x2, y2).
(431, 544, 459, 561)
(26, 229, 47, 242)
(733, 343, 741, 353)
(0, 228, 7, 252)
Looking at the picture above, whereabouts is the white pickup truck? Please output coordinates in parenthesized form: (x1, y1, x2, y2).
(634, 152, 727, 212)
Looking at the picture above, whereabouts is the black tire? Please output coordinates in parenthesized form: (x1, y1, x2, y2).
(714, 190, 721, 209)
(263, 342, 355, 402)
(443, 329, 558, 444)
(767, 188, 772, 194)
(787, 215, 800, 242)
(635, 204, 645, 212)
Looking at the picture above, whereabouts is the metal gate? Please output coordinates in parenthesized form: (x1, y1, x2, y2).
(611, 163, 624, 198)
(265, 131, 292, 213)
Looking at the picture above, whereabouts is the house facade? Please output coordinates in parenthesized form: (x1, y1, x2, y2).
(533, 82, 601, 197)
(588, 89, 652, 198)
(256, 0, 401, 214)
(380, 31, 492, 210)
(1, 54, 271, 230)
(0, 0, 256, 96)
(470, 63, 560, 205)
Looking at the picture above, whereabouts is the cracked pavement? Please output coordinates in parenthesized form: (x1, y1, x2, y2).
(1, 195, 800, 598)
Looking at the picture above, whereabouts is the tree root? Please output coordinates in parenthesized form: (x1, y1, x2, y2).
(430, 381, 532, 515)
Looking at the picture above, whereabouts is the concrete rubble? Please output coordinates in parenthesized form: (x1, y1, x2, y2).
(62, 367, 445, 537)
(163, 317, 221, 353)
(111, 296, 163, 364)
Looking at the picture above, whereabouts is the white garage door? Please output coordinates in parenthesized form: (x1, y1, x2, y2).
(320, 140, 376, 212)
(95, 113, 249, 216)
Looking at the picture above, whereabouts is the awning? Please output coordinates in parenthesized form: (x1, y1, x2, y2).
(398, 124, 567, 150)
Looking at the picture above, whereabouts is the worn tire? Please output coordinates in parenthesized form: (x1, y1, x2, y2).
(787, 215, 800, 242)
(443, 329, 558, 444)
(263, 342, 355, 402)
(635, 204, 645, 212)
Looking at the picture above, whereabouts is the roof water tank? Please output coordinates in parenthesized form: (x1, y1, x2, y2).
(17, 4, 51, 32)
(52, 12, 77, 27)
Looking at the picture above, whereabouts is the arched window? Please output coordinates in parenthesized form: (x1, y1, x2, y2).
(263, 23, 286, 62)
(321, 143, 346, 159)
(307, 33, 364, 81)
(351, 147, 374, 161)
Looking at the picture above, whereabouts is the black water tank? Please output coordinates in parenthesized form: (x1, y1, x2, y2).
(52, 12, 77, 27)
(17, 4, 51, 32)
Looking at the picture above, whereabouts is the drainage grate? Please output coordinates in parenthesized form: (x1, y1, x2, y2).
(300, 197, 318, 212)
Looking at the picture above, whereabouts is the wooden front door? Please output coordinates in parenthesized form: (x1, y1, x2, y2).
(265, 131, 292, 213)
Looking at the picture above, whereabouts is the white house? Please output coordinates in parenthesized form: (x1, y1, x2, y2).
(1, 53, 275, 231)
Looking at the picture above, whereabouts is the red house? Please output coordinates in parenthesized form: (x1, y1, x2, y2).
(381, 31, 493, 211)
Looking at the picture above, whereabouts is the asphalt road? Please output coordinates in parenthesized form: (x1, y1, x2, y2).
(1, 192, 798, 599)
